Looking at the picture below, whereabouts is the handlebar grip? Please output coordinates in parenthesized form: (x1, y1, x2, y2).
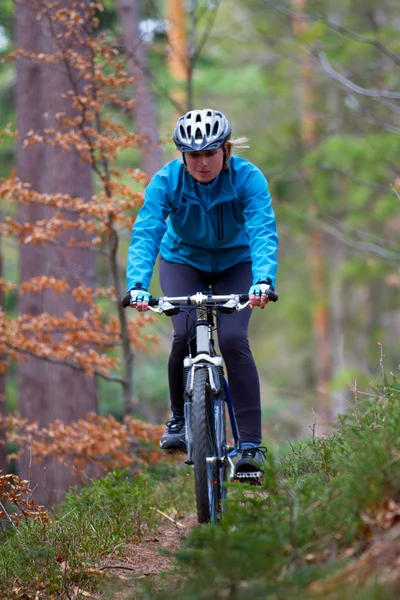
(120, 293, 161, 308)
(268, 290, 279, 302)
(121, 293, 131, 308)
(239, 291, 279, 302)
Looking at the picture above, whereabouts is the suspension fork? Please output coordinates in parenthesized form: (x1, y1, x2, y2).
(183, 356, 223, 465)
(185, 304, 221, 464)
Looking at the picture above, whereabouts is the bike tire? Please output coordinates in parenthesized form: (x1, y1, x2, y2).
(192, 367, 219, 523)
(218, 399, 228, 510)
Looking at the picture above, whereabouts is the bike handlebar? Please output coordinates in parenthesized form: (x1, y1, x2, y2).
(120, 289, 279, 310)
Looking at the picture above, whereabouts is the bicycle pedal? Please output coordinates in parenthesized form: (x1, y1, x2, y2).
(234, 471, 263, 485)
(162, 447, 187, 456)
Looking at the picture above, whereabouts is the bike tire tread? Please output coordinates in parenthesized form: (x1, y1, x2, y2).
(192, 368, 214, 523)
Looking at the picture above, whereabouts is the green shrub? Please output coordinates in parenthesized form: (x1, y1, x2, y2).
(0, 468, 189, 598)
(142, 374, 400, 600)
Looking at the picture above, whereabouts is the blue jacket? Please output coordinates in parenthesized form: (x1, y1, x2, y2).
(126, 155, 278, 290)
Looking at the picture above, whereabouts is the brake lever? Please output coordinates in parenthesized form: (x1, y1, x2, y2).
(148, 299, 178, 315)
(237, 301, 250, 311)
(221, 295, 250, 312)
(148, 305, 162, 314)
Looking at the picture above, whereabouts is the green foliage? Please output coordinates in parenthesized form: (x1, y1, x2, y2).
(141, 374, 400, 600)
(0, 467, 193, 598)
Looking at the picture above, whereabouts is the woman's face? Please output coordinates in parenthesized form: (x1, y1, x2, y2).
(185, 148, 224, 183)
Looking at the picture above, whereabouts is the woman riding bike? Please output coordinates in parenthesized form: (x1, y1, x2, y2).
(126, 108, 278, 478)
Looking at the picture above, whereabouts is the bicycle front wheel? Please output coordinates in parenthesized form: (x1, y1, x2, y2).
(192, 367, 220, 523)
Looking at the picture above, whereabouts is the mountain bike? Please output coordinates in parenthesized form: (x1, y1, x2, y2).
(121, 288, 278, 523)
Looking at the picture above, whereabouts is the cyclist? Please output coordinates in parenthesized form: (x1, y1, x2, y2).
(126, 108, 278, 478)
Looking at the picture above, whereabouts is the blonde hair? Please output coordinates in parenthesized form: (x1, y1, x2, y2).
(224, 136, 250, 168)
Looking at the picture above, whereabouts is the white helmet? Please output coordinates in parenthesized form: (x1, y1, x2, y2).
(173, 108, 232, 152)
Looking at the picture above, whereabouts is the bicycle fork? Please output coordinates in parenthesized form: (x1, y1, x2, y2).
(183, 355, 223, 466)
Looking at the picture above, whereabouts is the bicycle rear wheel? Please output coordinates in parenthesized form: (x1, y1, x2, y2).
(192, 367, 221, 523)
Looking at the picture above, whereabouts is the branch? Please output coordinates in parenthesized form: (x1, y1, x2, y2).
(136, 0, 222, 110)
(363, 110, 400, 135)
(280, 205, 400, 263)
(268, 129, 340, 182)
(324, 215, 400, 253)
(2, 342, 127, 385)
(0, 500, 17, 530)
(1, 236, 108, 288)
(315, 50, 400, 100)
(392, 183, 400, 201)
(122, 46, 185, 113)
(260, 0, 400, 67)
(152, 507, 185, 528)
(319, 165, 395, 193)
(42, 5, 105, 181)
(192, 0, 223, 63)
(378, 99, 400, 117)
(318, 218, 400, 263)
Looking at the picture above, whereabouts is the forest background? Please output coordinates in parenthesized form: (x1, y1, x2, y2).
(0, 0, 399, 504)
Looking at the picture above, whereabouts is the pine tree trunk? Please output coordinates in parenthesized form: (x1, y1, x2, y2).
(117, 0, 163, 177)
(16, 0, 98, 504)
(292, 0, 332, 432)
(329, 235, 347, 416)
(166, 0, 187, 118)
(0, 225, 6, 474)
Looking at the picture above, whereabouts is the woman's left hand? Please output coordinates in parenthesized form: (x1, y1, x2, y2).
(248, 283, 271, 310)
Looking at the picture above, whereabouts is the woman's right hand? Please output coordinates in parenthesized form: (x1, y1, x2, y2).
(129, 288, 150, 312)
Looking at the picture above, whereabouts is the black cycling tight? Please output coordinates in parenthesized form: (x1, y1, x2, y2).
(159, 257, 262, 444)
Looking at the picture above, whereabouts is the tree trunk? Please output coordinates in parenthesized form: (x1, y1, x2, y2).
(117, 0, 163, 177)
(0, 220, 6, 474)
(166, 0, 187, 118)
(16, 0, 47, 493)
(16, 0, 98, 505)
(292, 0, 332, 433)
(328, 234, 347, 416)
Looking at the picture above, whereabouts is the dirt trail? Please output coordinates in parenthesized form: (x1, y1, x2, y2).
(99, 513, 198, 599)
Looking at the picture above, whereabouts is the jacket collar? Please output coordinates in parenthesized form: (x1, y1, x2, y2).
(181, 163, 238, 204)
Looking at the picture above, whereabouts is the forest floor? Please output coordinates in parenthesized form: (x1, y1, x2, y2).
(97, 512, 197, 599)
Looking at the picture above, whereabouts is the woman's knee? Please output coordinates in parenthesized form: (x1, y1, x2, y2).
(171, 331, 188, 355)
(218, 329, 250, 358)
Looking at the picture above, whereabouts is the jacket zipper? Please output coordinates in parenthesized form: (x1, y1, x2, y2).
(217, 205, 224, 241)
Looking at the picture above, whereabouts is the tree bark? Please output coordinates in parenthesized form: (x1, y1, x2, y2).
(0, 222, 6, 474)
(117, 0, 163, 177)
(166, 0, 187, 118)
(16, 0, 98, 504)
(16, 0, 47, 493)
(292, 0, 332, 433)
(328, 224, 347, 417)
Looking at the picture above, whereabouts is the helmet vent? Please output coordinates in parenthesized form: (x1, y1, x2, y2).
(196, 113, 201, 122)
(195, 127, 202, 139)
(212, 121, 219, 136)
(179, 125, 185, 138)
(205, 123, 211, 135)
(187, 125, 191, 137)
